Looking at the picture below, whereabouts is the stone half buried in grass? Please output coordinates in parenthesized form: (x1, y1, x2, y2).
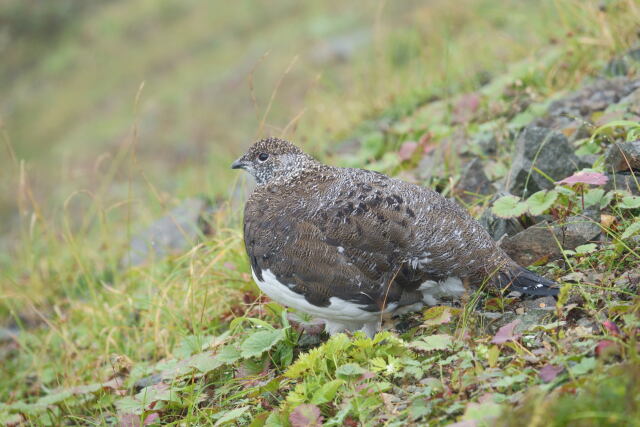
(533, 77, 640, 130)
(604, 173, 640, 195)
(500, 212, 601, 266)
(121, 197, 216, 268)
(605, 140, 640, 174)
(506, 126, 583, 198)
(455, 158, 495, 204)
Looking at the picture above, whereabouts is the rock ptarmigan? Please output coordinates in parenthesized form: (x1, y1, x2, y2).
(232, 137, 557, 337)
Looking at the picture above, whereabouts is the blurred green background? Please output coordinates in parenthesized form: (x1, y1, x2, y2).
(0, 0, 565, 242)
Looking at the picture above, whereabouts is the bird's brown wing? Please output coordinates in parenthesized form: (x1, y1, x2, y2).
(243, 173, 445, 312)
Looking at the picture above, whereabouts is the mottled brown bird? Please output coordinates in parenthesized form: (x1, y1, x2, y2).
(232, 137, 557, 337)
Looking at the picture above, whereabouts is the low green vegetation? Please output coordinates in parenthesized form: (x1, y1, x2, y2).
(2, 0, 640, 425)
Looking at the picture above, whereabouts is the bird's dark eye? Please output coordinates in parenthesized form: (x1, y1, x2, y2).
(258, 153, 269, 162)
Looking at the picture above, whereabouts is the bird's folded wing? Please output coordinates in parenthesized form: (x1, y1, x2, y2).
(245, 207, 414, 310)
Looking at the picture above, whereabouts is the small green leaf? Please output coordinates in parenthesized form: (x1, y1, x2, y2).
(214, 406, 251, 426)
(462, 400, 503, 421)
(526, 190, 558, 216)
(575, 243, 597, 255)
(335, 363, 367, 378)
(575, 139, 601, 156)
(493, 373, 528, 388)
(248, 412, 269, 427)
(621, 221, 640, 240)
(569, 357, 596, 376)
(492, 195, 528, 218)
(136, 383, 179, 407)
(600, 191, 615, 209)
(422, 306, 453, 326)
(370, 357, 388, 373)
(409, 334, 453, 352)
(310, 379, 344, 405)
(190, 352, 223, 373)
(583, 188, 605, 208)
(174, 334, 201, 358)
(217, 346, 242, 364)
(487, 345, 500, 368)
(240, 329, 286, 359)
(619, 195, 640, 209)
(37, 390, 74, 406)
(555, 186, 576, 197)
(509, 111, 536, 129)
(265, 411, 288, 427)
(115, 397, 144, 415)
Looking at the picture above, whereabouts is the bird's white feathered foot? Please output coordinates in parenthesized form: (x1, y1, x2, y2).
(324, 319, 381, 339)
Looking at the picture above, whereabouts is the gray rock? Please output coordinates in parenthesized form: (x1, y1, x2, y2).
(479, 193, 525, 241)
(628, 47, 640, 62)
(561, 122, 592, 143)
(610, 87, 640, 116)
(521, 296, 556, 312)
(565, 212, 601, 241)
(482, 309, 553, 334)
(604, 173, 640, 195)
(482, 309, 555, 335)
(475, 132, 498, 155)
(310, 29, 370, 64)
(576, 317, 597, 333)
(456, 158, 495, 203)
(501, 214, 601, 266)
(500, 222, 557, 266)
(506, 126, 582, 197)
(0, 327, 19, 344)
(577, 154, 600, 169)
(297, 333, 324, 348)
(605, 140, 640, 173)
(484, 312, 517, 335)
(532, 77, 640, 130)
(478, 312, 504, 320)
(122, 197, 214, 267)
(547, 77, 640, 119)
(514, 309, 556, 334)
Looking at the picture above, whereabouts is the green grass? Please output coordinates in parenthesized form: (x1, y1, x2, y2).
(1, 0, 640, 425)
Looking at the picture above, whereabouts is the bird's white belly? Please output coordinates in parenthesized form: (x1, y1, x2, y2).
(251, 268, 383, 323)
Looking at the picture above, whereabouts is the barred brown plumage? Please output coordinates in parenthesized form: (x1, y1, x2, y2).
(232, 137, 558, 337)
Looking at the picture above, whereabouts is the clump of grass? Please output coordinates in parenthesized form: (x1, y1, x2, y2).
(500, 363, 640, 427)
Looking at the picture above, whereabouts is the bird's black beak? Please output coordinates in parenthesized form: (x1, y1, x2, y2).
(231, 158, 245, 170)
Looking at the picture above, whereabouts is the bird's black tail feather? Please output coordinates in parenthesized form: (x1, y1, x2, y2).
(499, 266, 559, 297)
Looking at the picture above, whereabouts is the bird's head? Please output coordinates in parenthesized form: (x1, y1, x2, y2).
(231, 137, 315, 184)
